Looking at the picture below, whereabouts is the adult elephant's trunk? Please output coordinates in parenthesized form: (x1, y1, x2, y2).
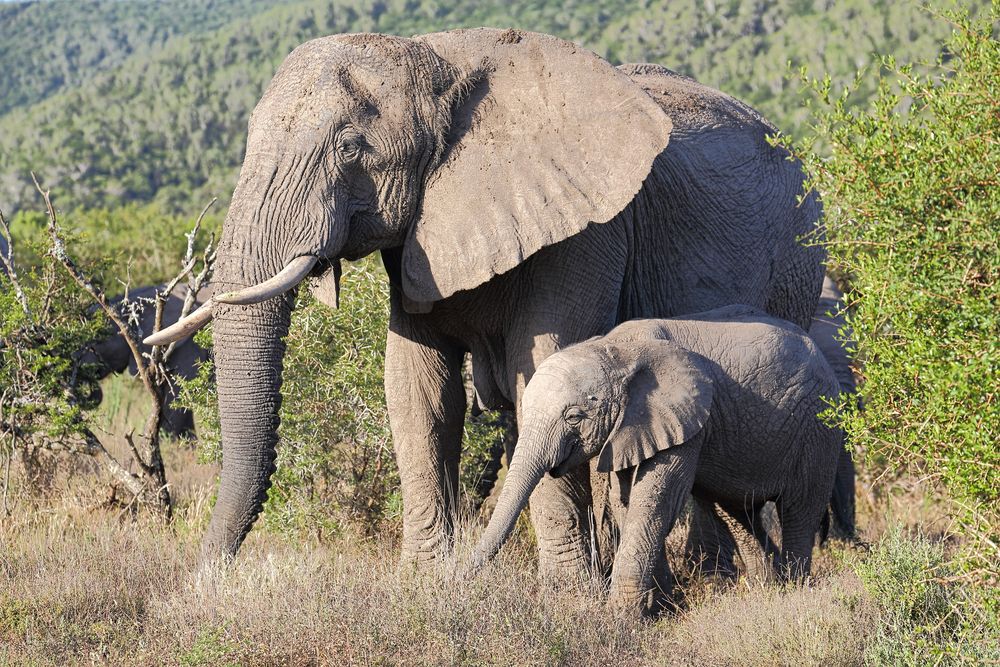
(202, 295, 293, 557)
(200, 163, 307, 558)
(471, 423, 558, 568)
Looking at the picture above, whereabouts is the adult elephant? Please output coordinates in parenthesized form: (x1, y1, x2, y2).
(148, 30, 824, 571)
(809, 275, 857, 539)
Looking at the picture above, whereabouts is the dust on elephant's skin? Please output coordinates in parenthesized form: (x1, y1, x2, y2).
(473, 307, 843, 615)
(166, 28, 824, 567)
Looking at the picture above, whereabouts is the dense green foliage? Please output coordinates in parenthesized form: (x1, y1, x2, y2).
(9, 203, 223, 287)
(0, 0, 984, 214)
(785, 4, 999, 567)
(0, 0, 278, 115)
(0, 231, 110, 447)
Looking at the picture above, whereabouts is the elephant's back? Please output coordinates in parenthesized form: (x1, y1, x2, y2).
(619, 62, 824, 331)
(617, 63, 771, 136)
(644, 307, 840, 401)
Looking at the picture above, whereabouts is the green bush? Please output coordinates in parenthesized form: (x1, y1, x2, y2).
(9, 202, 222, 288)
(0, 233, 110, 446)
(855, 529, 999, 665)
(785, 2, 999, 569)
(179, 256, 505, 536)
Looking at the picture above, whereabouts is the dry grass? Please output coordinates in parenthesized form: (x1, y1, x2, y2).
(0, 375, 988, 666)
(0, 505, 873, 667)
(0, 441, 874, 667)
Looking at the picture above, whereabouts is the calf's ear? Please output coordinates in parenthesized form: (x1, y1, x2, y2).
(597, 341, 713, 472)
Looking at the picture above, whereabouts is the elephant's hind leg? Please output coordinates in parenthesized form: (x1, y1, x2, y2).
(711, 499, 780, 581)
(829, 446, 857, 540)
(385, 299, 467, 564)
(685, 495, 742, 581)
(774, 498, 822, 581)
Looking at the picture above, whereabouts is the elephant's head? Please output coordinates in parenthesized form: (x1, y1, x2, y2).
(471, 333, 713, 567)
(145, 29, 672, 558)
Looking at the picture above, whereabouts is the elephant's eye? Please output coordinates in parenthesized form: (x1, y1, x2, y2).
(336, 131, 366, 162)
(564, 407, 587, 427)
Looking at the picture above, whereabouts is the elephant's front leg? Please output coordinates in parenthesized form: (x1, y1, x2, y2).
(512, 334, 600, 582)
(385, 300, 467, 564)
(528, 464, 595, 581)
(610, 444, 699, 616)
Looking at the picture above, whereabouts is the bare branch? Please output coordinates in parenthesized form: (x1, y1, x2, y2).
(123, 429, 156, 477)
(37, 428, 146, 499)
(158, 201, 217, 367)
(32, 173, 159, 398)
(185, 197, 217, 267)
(31, 175, 172, 519)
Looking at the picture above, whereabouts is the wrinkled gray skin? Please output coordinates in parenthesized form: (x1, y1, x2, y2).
(81, 284, 210, 438)
(472, 307, 843, 615)
(684, 275, 859, 578)
(201, 29, 824, 570)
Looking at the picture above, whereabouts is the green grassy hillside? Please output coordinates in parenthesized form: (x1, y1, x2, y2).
(0, 0, 278, 115)
(0, 0, 981, 214)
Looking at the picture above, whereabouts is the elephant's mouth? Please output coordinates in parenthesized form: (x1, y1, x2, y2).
(548, 452, 575, 479)
(142, 254, 319, 346)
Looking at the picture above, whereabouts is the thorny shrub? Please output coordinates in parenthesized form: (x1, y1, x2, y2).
(780, 2, 999, 577)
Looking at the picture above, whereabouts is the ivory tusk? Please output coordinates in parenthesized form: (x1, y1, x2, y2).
(143, 301, 215, 346)
(213, 255, 319, 306)
(142, 255, 318, 346)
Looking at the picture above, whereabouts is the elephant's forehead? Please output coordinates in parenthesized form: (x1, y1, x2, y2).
(532, 353, 603, 393)
(250, 40, 418, 137)
(523, 373, 580, 409)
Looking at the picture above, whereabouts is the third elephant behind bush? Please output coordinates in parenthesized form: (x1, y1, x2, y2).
(82, 284, 210, 438)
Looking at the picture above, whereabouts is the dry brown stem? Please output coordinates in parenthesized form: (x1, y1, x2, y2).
(29, 173, 216, 520)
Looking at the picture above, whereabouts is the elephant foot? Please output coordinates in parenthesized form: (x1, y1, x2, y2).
(534, 515, 597, 588)
(399, 504, 456, 567)
(536, 546, 595, 589)
(399, 530, 454, 567)
(608, 583, 675, 619)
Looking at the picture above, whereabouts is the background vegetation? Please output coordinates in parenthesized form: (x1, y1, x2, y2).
(1, 0, 997, 664)
(0, 0, 981, 213)
(783, 5, 999, 576)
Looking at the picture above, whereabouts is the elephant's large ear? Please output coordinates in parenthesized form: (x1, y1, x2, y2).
(596, 341, 713, 473)
(402, 29, 672, 303)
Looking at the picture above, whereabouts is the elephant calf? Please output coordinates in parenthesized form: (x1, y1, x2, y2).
(471, 305, 843, 615)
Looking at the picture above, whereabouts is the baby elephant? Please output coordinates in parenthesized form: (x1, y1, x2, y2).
(471, 305, 842, 614)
